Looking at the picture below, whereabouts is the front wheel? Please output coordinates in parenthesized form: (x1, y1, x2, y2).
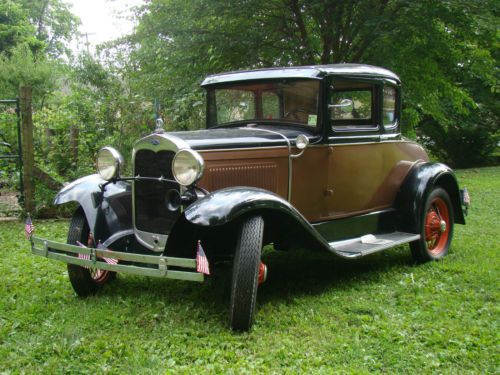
(229, 216, 264, 331)
(67, 209, 116, 296)
(410, 187, 454, 262)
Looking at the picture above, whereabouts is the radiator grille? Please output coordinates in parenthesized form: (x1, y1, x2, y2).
(135, 150, 174, 179)
(134, 149, 179, 235)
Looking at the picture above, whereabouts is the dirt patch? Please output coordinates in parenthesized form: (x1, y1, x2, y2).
(0, 190, 21, 218)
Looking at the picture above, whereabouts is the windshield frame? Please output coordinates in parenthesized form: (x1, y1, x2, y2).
(205, 78, 322, 132)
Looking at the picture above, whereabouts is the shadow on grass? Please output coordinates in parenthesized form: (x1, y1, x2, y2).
(89, 246, 417, 328)
(257, 246, 415, 303)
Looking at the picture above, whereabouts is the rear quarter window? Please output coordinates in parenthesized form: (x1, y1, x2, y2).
(329, 82, 376, 130)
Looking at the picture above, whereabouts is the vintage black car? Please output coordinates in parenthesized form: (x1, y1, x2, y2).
(31, 64, 468, 331)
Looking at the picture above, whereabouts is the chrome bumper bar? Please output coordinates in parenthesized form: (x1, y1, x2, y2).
(30, 236, 204, 282)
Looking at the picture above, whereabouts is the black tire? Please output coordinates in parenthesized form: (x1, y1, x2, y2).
(410, 187, 454, 262)
(229, 216, 264, 331)
(67, 209, 115, 297)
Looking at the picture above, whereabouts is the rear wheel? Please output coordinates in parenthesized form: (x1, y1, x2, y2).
(229, 216, 264, 331)
(410, 187, 454, 262)
(67, 209, 115, 296)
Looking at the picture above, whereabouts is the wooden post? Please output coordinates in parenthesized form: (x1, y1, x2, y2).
(20, 86, 35, 214)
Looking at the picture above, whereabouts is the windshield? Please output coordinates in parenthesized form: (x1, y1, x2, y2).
(206, 80, 320, 128)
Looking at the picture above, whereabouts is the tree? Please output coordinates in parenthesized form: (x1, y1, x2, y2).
(122, 0, 498, 165)
(19, 0, 80, 58)
(0, 1, 44, 54)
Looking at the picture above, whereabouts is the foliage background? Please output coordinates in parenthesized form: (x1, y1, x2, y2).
(0, 0, 498, 214)
(0, 2, 498, 372)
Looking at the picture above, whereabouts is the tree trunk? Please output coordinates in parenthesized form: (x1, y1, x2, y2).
(70, 125, 79, 164)
(20, 86, 35, 214)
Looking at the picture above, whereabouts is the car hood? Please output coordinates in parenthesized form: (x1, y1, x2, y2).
(167, 126, 318, 150)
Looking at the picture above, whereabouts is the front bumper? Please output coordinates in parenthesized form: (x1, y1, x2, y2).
(30, 236, 204, 282)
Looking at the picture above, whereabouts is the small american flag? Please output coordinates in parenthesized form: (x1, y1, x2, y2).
(97, 242, 118, 265)
(24, 215, 34, 239)
(196, 240, 210, 275)
(76, 241, 90, 268)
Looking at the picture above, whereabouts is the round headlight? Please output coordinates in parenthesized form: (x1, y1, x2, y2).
(97, 147, 124, 181)
(172, 149, 204, 186)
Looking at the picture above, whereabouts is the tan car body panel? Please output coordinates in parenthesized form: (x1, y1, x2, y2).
(198, 140, 428, 223)
(293, 141, 428, 221)
(198, 148, 289, 199)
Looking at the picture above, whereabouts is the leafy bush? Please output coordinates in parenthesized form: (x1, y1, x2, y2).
(418, 106, 499, 168)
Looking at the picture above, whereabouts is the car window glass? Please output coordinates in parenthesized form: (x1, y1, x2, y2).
(209, 80, 319, 128)
(330, 90, 371, 121)
(383, 86, 397, 126)
(216, 90, 255, 123)
(262, 91, 280, 119)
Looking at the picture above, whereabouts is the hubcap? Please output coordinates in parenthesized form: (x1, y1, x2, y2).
(424, 197, 450, 255)
(440, 220, 447, 233)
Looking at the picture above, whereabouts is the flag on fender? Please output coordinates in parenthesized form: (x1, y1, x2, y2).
(196, 240, 210, 275)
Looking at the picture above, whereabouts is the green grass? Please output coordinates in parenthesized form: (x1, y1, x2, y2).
(1, 167, 499, 373)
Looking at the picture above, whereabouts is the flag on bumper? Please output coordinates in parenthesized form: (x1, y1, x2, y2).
(97, 242, 119, 265)
(196, 241, 210, 275)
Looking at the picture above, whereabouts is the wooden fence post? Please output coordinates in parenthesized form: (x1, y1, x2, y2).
(20, 86, 35, 214)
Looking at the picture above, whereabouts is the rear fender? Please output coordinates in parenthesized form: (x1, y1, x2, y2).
(395, 162, 465, 233)
(55, 174, 132, 243)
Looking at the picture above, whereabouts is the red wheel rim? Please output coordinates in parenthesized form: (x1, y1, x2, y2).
(258, 262, 267, 285)
(424, 197, 450, 256)
(89, 267, 109, 283)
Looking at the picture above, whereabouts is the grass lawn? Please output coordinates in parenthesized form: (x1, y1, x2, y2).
(0, 167, 498, 373)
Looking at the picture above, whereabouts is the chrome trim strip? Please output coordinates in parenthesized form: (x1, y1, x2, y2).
(328, 134, 381, 141)
(195, 138, 411, 153)
(197, 145, 289, 153)
(379, 133, 401, 141)
(332, 125, 380, 133)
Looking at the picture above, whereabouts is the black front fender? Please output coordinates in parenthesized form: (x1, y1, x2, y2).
(185, 187, 307, 227)
(55, 174, 132, 242)
(395, 162, 465, 233)
(175, 187, 331, 256)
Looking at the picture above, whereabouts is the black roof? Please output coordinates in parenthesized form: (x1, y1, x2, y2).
(201, 64, 400, 86)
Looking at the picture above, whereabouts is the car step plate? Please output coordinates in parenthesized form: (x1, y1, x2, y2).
(329, 231, 420, 258)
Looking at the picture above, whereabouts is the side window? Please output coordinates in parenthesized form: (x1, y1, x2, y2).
(330, 83, 375, 130)
(383, 86, 397, 128)
(330, 90, 372, 120)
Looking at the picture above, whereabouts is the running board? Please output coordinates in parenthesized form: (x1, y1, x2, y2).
(329, 232, 420, 258)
